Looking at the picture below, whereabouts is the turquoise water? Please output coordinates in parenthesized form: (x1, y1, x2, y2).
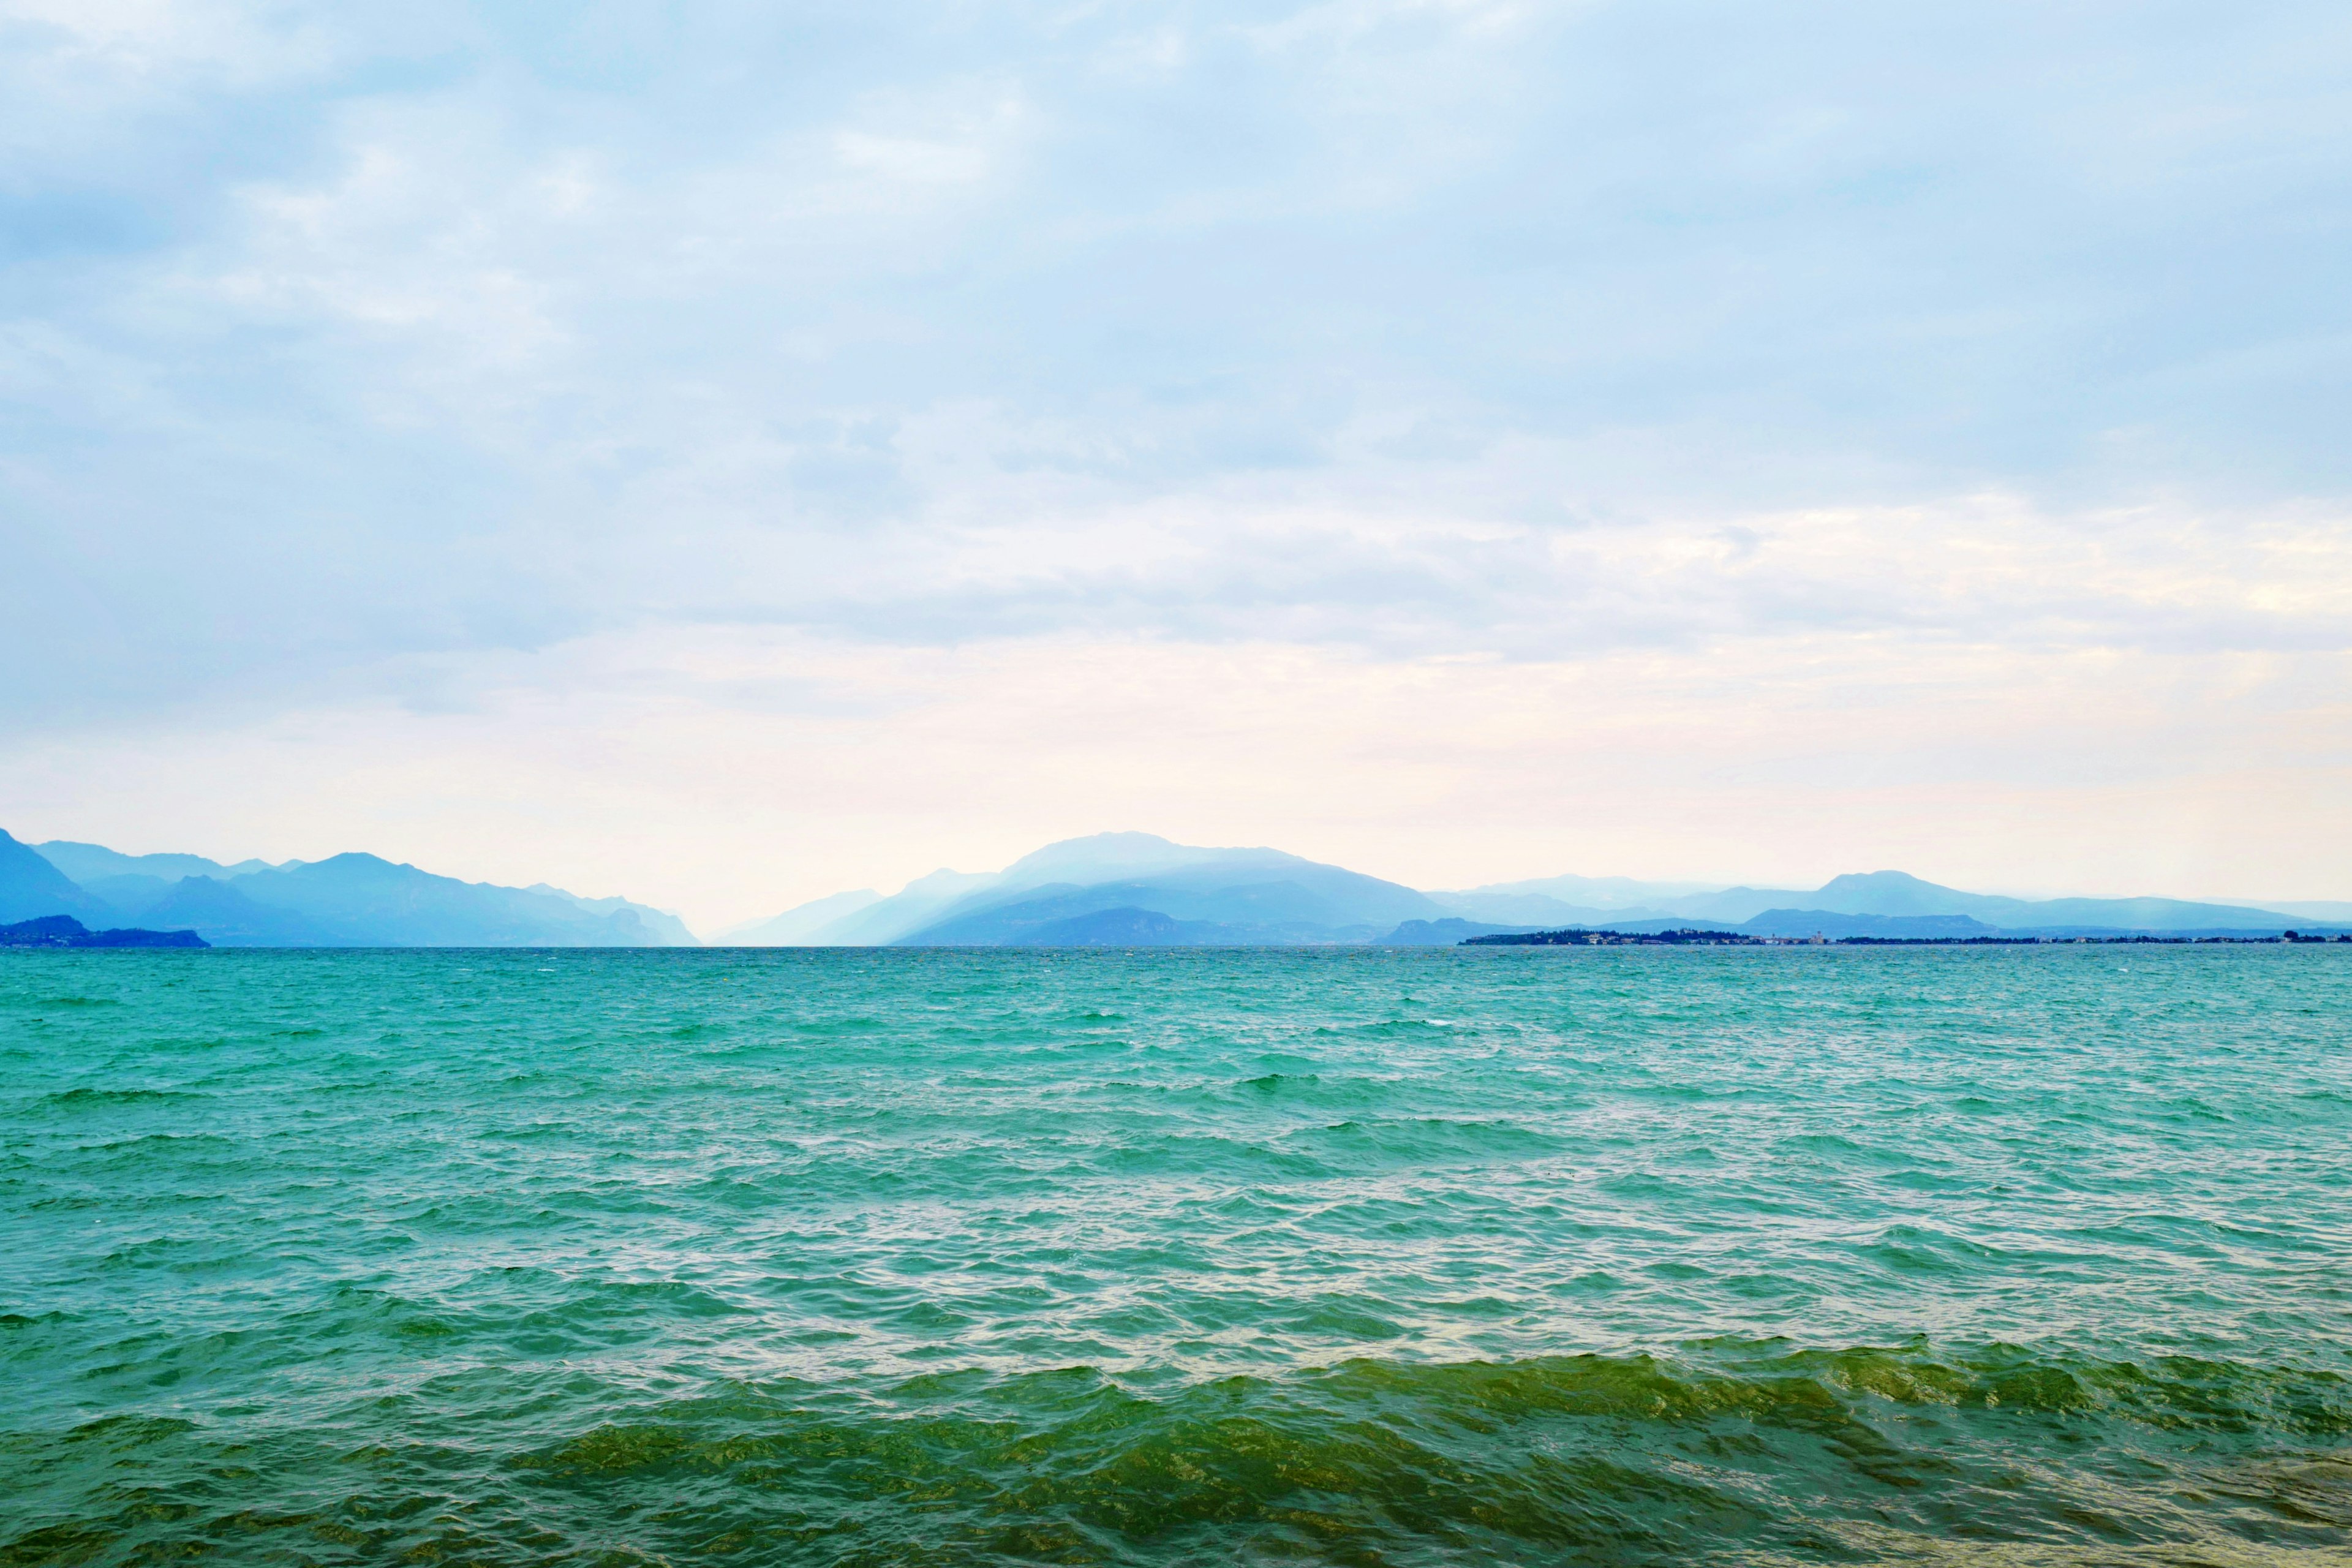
(2, 946, 2348, 1566)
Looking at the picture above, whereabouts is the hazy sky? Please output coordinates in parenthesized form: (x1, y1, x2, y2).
(5, 1, 2349, 930)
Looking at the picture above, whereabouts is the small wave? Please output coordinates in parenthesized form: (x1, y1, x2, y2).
(1287, 1117, 1566, 1166)
(39, 1087, 206, 1107)
(10, 1344, 2340, 1567)
(61, 1412, 200, 1448)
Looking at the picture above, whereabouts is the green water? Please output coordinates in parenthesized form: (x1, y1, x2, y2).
(2, 946, 2348, 1566)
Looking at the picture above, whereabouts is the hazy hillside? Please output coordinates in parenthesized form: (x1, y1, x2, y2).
(524, 886, 699, 946)
(742, 838, 2339, 946)
(813, 870, 1003, 945)
(1383, 918, 1550, 945)
(719, 889, 882, 944)
(35, 841, 280, 885)
(16, 826, 2340, 949)
(0, 831, 116, 925)
(890, 836, 1440, 945)
(1426, 891, 1668, 927)
(16, 833, 698, 948)
(1467, 870, 2331, 933)
(729, 834, 1441, 947)
(1664, 870, 2313, 933)
(2259, 900, 2352, 923)
(1431, 872, 1719, 919)
(136, 877, 341, 946)
(219, 856, 694, 947)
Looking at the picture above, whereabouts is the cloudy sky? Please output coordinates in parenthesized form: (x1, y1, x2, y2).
(4, 0, 2348, 929)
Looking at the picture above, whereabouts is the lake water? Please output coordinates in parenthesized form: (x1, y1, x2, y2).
(3, 946, 2348, 1565)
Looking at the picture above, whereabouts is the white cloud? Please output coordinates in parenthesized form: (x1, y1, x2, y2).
(6, 621, 2343, 932)
(0, 0, 328, 80)
(3, 0, 2349, 902)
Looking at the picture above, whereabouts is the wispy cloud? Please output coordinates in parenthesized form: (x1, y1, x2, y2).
(3, 1, 2348, 909)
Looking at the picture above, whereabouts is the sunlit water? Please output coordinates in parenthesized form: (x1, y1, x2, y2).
(3, 946, 2348, 1566)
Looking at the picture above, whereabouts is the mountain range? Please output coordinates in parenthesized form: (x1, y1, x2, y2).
(3, 831, 696, 948)
(4, 826, 2342, 949)
(722, 833, 2348, 946)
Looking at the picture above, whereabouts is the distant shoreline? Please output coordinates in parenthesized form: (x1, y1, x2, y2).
(1463, 927, 2351, 948)
(0, 915, 207, 949)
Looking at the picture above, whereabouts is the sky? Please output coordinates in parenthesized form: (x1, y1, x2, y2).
(4, 0, 2349, 932)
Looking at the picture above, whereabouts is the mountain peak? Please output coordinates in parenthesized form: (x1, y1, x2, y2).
(1002, 832, 1298, 885)
(1804, 870, 2005, 919)
(1005, 831, 1177, 869)
(1815, 870, 1951, 894)
(1, 827, 115, 924)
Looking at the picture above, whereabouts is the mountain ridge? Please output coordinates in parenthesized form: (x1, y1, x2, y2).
(13, 835, 698, 948)
(9, 826, 2343, 949)
(734, 835, 2344, 946)
(1, 830, 118, 925)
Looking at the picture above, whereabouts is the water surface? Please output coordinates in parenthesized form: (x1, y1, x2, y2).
(3, 946, 2348, 1564)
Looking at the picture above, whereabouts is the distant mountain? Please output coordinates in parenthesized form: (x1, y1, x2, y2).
(873, 834, 1327, 943)
(1978, 897, 2316, 933)
(19, 824, 2340, 951)
(812, 869, 1005, 945)
(720, 888, 883, 945)
(2252, 900, 2352, 924)
(725, 834, 1444, 948)
(732, 837, 2342, 949)
(995, 832, 1253, 886)
(1687, 870, 2316, 933)
(1643, 885, 1828, 923)
(1382, 918, 1548, 945)
(74, 873, 182, 918)
(1736, 909, 2001, 940)
(1012, 907, 1237, 946)
(891, 836, 1441, 946)
(135, 877, 343, 946)
(34, 840, 279, 884)
(1425, 891, 1672, 927)
(523, 885, 699, 946)
(15, 831, 698, 948)
(1804, 871, 2000, 916)
(1493, 869, 2331, 933)
(1481, 916, 1743, 937)
(0, 829, 116, 924)
(1446, 880, 2346, 940)
(219, 855, 695, 947)
(1433, 872, 1720, 916)
(910, 885, 1342, 946)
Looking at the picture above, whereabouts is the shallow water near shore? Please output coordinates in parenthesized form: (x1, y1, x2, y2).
(2, 945, 2348, 1566)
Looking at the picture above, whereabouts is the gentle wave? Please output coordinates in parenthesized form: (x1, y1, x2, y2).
(1, 945, 2347, 1564)
(3, 1346, 2346, 1565)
